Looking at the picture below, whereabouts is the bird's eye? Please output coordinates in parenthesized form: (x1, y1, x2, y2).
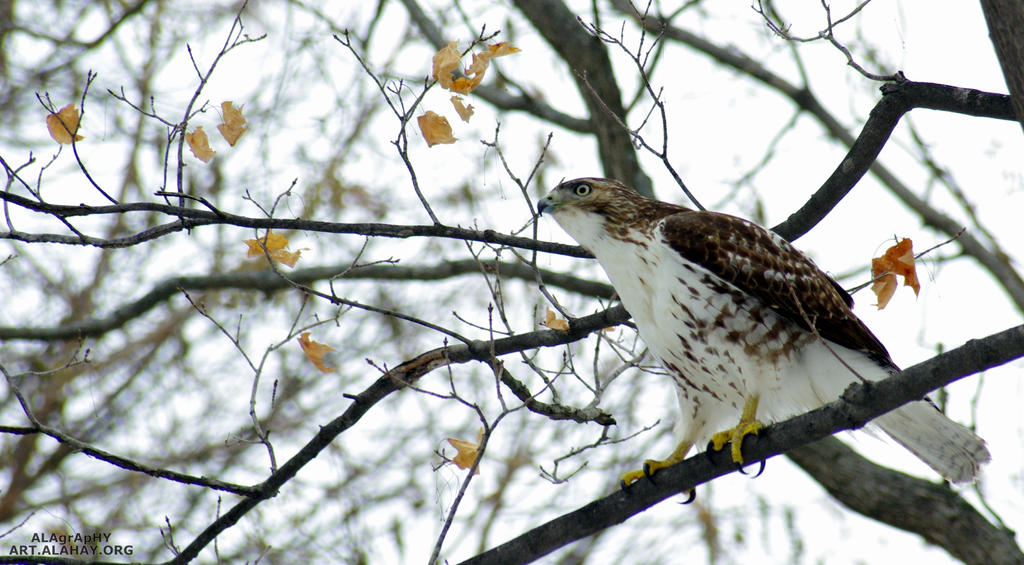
(572, 183, 592, 197)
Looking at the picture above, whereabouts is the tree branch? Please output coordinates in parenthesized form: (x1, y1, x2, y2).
(0, 259, 611, 341)
(166, 305, 630, 564)
(979, 0, 1024, 132)
(461, 323, 1024, 565)
(788, 436, 1022, 565)
(771, 77, 1015, 242)
(513, 0, 652, 196)
(0, 191, 588, 256)
(1, 364, 258, 498)
(609, 2, 1024, 311)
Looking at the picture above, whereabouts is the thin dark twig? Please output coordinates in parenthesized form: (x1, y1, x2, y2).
(576, 15, 703, 209)
(0, 190, 589, 257)
(171, 0, 265, 207)
(37, 72, 118, 204)
(0, 363, 258, 497)
(754, 0, 896, 81)
(334, 31, 442, 224)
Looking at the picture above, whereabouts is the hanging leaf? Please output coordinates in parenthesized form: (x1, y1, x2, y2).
(432, 41, 462, 91)
(185, 126, 216, 162)
(297, 332, 336, 373)
(244, 230, 303, 268)
(542, 307, 569, 331)
(46, 104, 84, 144)
(431, 40, 520, 95)
(217, 101, 248, 146)
(446, 428, 484, 473)
(450, 96, 474, 122)
(870, 238, 920, 309)
(417, 111, 457, 147)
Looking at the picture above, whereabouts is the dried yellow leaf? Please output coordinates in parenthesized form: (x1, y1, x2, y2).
(244, 231, 303, 268)
(417, 111, 456, 146)
(46, 104, 84, 144)
(217, 101, 248, 146)
(446, 428, 483, 473)
(542, 307, 569, 331)
(297, 332, 336, 373)
(272, 248, 302, 268)
(487, 42, 521, 57)
(245, 231, 289, 257)
(450, 96, 474, 122)
(870, 274, 898, 310)
(432, 41, 461, 90)
(431, 40, 520, 95)
(456, 42, 522, 94)
(185, 126, 216, 162)
(870, 238, 920, 309)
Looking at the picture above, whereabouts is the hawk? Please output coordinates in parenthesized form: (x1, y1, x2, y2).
(537, 178, 989, 486)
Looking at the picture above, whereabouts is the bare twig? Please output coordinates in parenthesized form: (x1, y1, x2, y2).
(754, 0, 897, 81)
(334, 31, 442, 224)
(0, 363, 259, 497)
(180, 289, 278, 473)
(577, 14, 703, 209)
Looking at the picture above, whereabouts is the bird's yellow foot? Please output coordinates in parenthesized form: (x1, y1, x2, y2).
(710, 395, 763, 464)
(710, 419, 763, 464)
(619, 441, 693, 488)
(619, 458, 676, 487)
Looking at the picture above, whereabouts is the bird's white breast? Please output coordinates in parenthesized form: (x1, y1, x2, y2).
(555, 211, 877, 442)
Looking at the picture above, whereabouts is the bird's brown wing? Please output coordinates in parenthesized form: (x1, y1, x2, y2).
(659, 210, 893, 366)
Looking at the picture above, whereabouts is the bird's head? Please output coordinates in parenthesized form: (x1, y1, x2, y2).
(536, 177, 632, 217)
(537, 178, 685, 245)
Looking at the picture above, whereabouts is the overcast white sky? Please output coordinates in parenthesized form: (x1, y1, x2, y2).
(1, 1, 1021, 563)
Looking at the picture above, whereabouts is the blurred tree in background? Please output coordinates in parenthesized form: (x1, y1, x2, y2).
(1, 1, 1022, 564)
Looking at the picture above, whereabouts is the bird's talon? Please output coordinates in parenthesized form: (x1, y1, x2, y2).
(678, 490, 697, 505)
(710, 419, 763, 464)
(735, 454, 767, 477)
(618, 441, 692, 489)
(751, 459, 767, 478)
(619, 468, 647, 489)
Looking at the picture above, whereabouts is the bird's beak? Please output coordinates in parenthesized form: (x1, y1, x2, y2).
(537, 193, 557, 215)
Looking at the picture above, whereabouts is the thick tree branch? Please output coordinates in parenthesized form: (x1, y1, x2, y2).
(461, 323, 1024, 565)
(788, 436, 1022, 565)
(621, 9, 1016, 241)
(979, 0, 1024, 132)
(167, 305, 631, 564)
(4, 3, 1020, 564)
(513, 0, 652, 196)
(609, 3, 1024, 311)
(771, 78, 1015, 242)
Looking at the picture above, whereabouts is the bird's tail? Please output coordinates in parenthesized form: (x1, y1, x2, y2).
(874, 400, 990, 483)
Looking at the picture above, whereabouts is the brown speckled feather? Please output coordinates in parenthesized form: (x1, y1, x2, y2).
(659, 210, 893, 366)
